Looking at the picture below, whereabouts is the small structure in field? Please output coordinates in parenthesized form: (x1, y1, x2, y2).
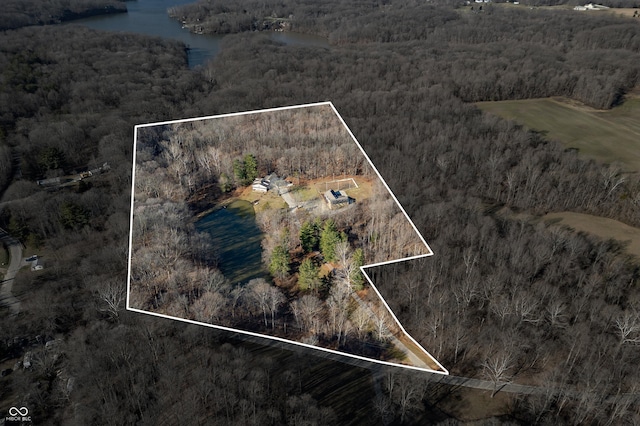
(30, 258, 43, 271)
(323, 189, 353, 209)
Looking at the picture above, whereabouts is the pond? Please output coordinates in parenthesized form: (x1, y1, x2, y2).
(196, 199, 268, 285)
(70, 0, 329, 67)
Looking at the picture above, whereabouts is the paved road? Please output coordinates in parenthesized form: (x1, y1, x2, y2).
(0, 227, 23, 315)
(425, 371, 639, 405)
(425, 371, 544, 395)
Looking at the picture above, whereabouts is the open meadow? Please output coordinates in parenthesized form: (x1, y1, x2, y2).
(480, 95, 640, 266)
(477, 96, 640, 172)
(544, 211, 640, 259)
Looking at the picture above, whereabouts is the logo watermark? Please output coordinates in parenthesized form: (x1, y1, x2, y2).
(5, 406, 31, 423)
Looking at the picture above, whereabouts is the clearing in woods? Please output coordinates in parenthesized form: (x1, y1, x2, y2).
(544, 212, 640, 259)
(128, 102, 447, 375)
(477, 96, 640, 172)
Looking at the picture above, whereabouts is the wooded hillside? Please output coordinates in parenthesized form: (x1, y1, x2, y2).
(1, 1, 639, 424)
(0, 0, 127, 30)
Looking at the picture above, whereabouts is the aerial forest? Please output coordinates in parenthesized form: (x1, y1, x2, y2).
(130, 106, 429, 365)
(1, 0, 639, 424)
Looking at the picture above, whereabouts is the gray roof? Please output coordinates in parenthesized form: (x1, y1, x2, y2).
(324, 189, 349, 204)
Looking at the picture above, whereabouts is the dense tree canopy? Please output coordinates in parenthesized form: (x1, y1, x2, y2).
(1, 1, 640, 424)
(0, 0, 127, 31)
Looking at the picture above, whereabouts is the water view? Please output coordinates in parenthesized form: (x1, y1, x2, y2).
(196, 200, 267, 285)
(70, 0, 329, 67)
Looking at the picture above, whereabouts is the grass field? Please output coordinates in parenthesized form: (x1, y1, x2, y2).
(477, 97, 640, 172)
(544, 211, 640, 259)
(490, 2, 640, 18)
(313, 176, 374, 200)
(290, 185, 318, 202)
(237, 186, 288, 212)
(293, 175, 374, 205)
(604, 8, 640, 18)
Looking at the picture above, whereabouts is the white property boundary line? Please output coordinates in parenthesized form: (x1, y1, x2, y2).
(335, 178, 359, 188)
(314, 177, 359, 193)
(127, 101, 448, 375)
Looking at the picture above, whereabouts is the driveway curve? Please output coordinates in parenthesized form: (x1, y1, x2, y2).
(0, 227, 23, 315)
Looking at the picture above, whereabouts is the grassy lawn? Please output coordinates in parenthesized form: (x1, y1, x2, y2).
(237, 186, 288, 213)
(343, 178, 373, 202)
(290, 185, 318, 202)
(477, 97, 640, 172)
(544, 211, 640, 259)
(308, 176, 374, 202)
(491, 2, 638, 18)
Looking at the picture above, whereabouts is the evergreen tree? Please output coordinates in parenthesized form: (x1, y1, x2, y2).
(350, 248, 365, 291)
(8, 215, 28, 240)
(313, 217, 323, 237)
(38, 146, 66, 172)
(300, 220, 318, 253)
(233, 158, 246, 184)
(232, 154, 259, 185)
(59, 202, 89, 230)
(269, 245, 290, 280)
(320, 219, 339, 263)
(244, 153, 258, 183)
(298, 258, 320, 291)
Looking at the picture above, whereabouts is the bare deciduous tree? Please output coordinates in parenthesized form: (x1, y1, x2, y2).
(614, 310, 640, 346)
(326, 282, 351, 345)
(291, 294, 323, 335)
(481, 351, 514, 398)
(547, 300, 568, 329)
(96, 279, 126, 320)
(335, 240, 350, 269)
(247, 278, 272, 328)
(351, 305, 372, 340)
(191, 291, 227, 323)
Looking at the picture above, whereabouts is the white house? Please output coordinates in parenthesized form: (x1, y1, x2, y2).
(252, 178, 269, 192)
(574, 3, 609, 10)
(252, 173, 293, 194)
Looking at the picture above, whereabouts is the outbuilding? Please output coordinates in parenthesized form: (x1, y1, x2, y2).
(323, 189, 353, 209)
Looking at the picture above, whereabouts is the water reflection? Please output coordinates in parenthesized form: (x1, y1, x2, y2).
(70, 0, 328, 67)
(196, 200, 268, 286)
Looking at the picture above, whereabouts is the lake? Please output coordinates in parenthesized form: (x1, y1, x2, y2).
(71, 0, 329, 67)
(196, 199, 268, 285)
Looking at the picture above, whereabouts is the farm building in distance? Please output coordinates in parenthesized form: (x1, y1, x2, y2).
(573, 3, 609, 10)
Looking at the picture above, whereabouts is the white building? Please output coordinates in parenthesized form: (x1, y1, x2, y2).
(252, 178, 269, 192)
(574, 3, 609, 10)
